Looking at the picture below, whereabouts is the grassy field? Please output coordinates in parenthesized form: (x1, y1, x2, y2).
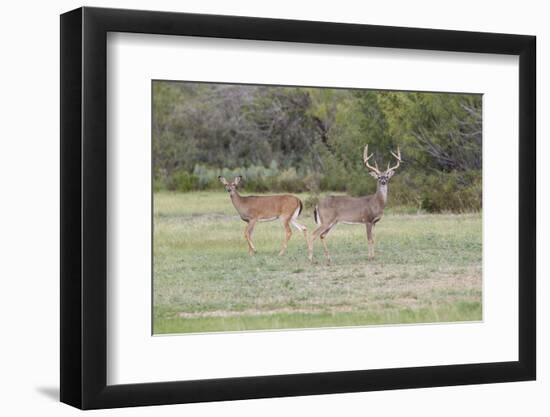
(153, 191, 482, 334)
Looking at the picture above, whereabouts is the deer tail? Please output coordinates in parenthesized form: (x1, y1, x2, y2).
(313, 206, 321, 225)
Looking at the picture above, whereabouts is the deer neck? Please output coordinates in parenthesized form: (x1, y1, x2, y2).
(229, 190, 247, 216)
(376, 183, 388, 206)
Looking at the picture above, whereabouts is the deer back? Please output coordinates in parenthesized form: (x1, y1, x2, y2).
(317, 195, 384, 224)
(232, 194, 301, 221)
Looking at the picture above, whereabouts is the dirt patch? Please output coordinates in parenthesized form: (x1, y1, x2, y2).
(177, 306, 356, 318)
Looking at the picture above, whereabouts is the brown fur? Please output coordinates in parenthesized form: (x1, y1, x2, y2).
(231, 194, 301, 222)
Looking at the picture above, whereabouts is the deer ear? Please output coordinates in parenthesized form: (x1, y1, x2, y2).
(234, 176, 242, 185)
(369, 171, 379, 179)
(386, 170, 395, 178)
(218, 176, 228, 185)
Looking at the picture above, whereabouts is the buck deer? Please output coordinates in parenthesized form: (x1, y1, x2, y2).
(308, 145, 402, 263)
(218, 176, 308, 256)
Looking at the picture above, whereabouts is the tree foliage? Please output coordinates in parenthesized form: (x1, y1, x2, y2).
(153, 81, 482, 212)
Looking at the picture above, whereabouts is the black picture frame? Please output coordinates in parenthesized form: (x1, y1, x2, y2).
(60, 6, 536, 410)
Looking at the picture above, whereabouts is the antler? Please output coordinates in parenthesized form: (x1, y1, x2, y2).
(386, 146, 402, 172)
(363, 144, 381, 175)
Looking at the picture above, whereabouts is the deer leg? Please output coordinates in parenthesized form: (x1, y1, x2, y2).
(308, 225, 324, 261)
(279, 217, 292, 256)
(366, 222, 375, 259)
(308, 223, 334, 262)
(320, 225, 335, 264)
(320, 235, 332, 265)
(244, 219, 257, 255)
(291, 219, 308, 244)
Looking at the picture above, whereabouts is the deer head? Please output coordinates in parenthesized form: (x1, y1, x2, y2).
(363, 145, 401, 185)
(218, 176, 242, 194)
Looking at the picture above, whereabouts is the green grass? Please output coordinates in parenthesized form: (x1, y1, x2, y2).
(153, 191, 482, 334)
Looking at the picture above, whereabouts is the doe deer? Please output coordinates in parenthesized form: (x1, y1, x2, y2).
(218, 176, 308, 256)
(308, 145, 402, 263)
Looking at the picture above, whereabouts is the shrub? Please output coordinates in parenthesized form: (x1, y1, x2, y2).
(319, 168, 347, 192)
(303, 194, 320, 210)
(192, 162, 282, 192)
(155, 162, 481, 213)
(419, 171, 481, 212)
(303, 172, 322, 193)
(337, 170, 481, 213)
(386, 174, 423, 209)
(242, 177, 272, 193)
(347, 173, 375, 197)
(153, 176, 168, 192)
(169, 170, 199, 192)
(189, 162, 314, 193)
(274, 168, 307, 193)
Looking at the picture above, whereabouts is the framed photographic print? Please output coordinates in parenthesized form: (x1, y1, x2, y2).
(60, 6, 536, 409)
